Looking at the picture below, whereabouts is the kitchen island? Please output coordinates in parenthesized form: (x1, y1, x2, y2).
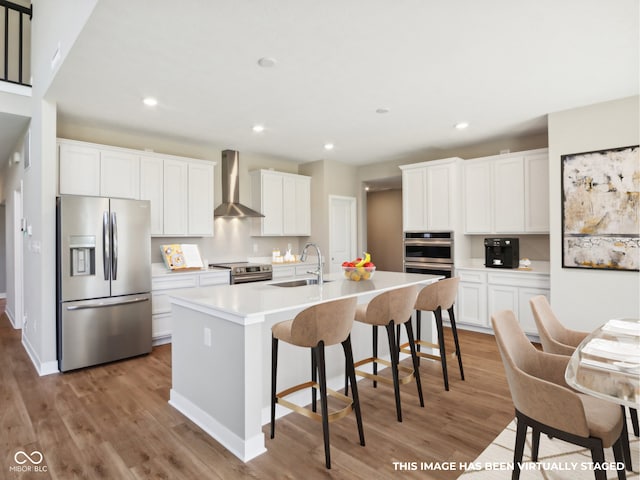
(167, 270, 441, 462)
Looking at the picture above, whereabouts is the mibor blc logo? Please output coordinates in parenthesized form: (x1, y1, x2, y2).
(10, 450, 48, 473)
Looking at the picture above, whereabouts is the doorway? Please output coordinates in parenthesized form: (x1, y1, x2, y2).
(328, 195, 356, 273)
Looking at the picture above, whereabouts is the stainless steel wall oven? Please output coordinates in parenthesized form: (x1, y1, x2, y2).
(403, 231, 454, 278)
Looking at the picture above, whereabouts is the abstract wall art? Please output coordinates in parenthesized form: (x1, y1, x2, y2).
(561, 145, 639, 271)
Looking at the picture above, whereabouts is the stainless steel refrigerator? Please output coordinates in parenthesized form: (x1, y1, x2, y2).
(56, 195, 152, 372)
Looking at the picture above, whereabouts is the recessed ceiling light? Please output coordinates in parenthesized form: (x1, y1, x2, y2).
(376, 107, 390, 114)
(455, 121, 469, 130)
(257, 57, 277, 68)
(324, 143, 334, 151)
(252, 124, 265, 133)
(143, 97, 158, 107)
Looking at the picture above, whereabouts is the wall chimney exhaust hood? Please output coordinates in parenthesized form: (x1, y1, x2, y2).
(214, 150, 264, 218)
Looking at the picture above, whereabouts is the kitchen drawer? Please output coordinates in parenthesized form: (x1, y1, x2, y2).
(199, 271, 230, 286)
(457, 269, 486, 284)
(152, 274, 199, 291)
(152, 292, 171, 315)
(487, 272, 549, 289)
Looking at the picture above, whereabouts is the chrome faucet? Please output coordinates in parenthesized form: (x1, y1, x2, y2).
(300, 242, 323, 285)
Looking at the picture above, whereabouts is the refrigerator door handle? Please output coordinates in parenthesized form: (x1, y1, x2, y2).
(66, 296, 150, 311)
(103, 211, 110, 280)
(111, 211, 118, 280)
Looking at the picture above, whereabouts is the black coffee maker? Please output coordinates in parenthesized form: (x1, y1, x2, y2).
(484, 238, 519, 268)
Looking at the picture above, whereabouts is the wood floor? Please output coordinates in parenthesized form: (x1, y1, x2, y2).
(0, 307, 515, 479)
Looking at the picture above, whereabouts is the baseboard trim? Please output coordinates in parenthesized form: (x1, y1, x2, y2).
(169, 389, 266, 463)
(152, 334, 171, 346)
(21, 334, 59, 376)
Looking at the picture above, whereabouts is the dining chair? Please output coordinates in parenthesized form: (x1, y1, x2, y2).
(270, 297, 365, 469)
(530, 295, 639, 443)
(492, 309, 627, 480)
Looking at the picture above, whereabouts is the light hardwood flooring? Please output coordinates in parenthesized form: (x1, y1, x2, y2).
(0, 306, 515, 479)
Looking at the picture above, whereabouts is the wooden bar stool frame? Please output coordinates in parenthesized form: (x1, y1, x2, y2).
(270, 298, 365, 470)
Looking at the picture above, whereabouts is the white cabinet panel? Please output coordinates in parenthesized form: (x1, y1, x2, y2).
(488, 284, 518, 321)
(140, 156, 164, 235)
(458, 278, 487, 327)
(163, 159, 189, 235)
(401, 158, 459, 232)
(58, 143, 101, 196)
(188, 162, 214, 236)
(251, 170, 310, 236)
(426, 163, 456, 230)
(402, 168, 427, 231)
(463, 161, 492, 233)
(493, 157, 524, 232)
(464, 149, 548, 234)
(100, 150, 140, 199)
(525, 153, 549, 233)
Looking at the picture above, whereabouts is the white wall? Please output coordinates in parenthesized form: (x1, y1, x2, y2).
(548, 96, 640, 330)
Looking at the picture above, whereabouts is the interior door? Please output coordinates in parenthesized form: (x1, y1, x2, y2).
(110, 198, 151, 297)
(329, 195, 356, 273)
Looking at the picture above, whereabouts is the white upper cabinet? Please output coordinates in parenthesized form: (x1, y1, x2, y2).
(58, 142, 101, 196)
(463, 148, 549, 234)
(59, 140, 140, 199)
(100, 150, 140, 199)
(463, 160, 492, 234)
(251, 170, 311, 236)
(283, 174, 311, 236)
(59, 139, 215, 237)
(400, 157, 460, 232)
(162, 159, 189, 236)
(140, 156, 164, 235)
(187, 161, 214, 236)
(493, 156, 525, 232)
(524, 152, 549, 233)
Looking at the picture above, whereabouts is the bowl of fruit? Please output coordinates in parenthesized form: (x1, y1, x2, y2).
(342, 253, 376, 281)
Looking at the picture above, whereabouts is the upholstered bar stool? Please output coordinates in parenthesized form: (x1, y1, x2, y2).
(400, 277, 464, 391)
(270, 297, 365, 470)
(347, 285, 423, 422)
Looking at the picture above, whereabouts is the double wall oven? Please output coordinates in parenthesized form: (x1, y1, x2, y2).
(403, 231, 454, 278)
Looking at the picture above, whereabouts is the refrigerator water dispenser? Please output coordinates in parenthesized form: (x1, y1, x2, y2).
(70, 235, 96, 276)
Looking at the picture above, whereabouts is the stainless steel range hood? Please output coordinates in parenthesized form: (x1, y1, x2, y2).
(214, 150, 264, 218)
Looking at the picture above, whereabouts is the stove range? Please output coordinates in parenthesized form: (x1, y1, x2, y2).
(209, 262, 273, 284)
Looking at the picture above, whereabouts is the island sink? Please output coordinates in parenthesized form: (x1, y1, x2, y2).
(270, 278, 333, 287)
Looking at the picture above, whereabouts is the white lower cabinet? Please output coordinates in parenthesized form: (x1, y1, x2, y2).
(457, 267, 549, 335)
(458, 270, 488, 327)
(151, 269, 229, 344)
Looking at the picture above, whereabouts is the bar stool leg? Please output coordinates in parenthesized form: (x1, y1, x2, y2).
(531, 428, 541, 461)
(314, 341, 331, 469)
(448, 306, 465, 380)
(270, 336, 278, 439)
(372, 325, 378, 388)
(630, 407, 639, 437)
(385, 320, 403, 422)
(342, 335, 365, 447)
(621, 405, 633, 472)
(416, 310, 422, 366)
(404, 319, 424, 407)
(434, 307, 450, 391)
(312, 348, 317, 413)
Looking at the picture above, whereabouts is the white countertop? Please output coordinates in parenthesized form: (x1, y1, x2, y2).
(151, 262, 229, 277)
(457, 259, 550, 275)
(168, 270, 441, 320)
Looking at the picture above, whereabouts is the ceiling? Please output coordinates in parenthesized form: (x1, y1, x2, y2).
(44, 0, 639, 166)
